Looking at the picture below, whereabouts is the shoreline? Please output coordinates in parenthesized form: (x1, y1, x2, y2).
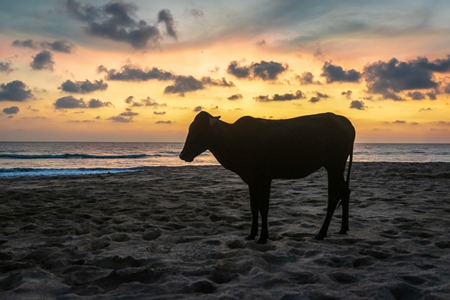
(1, 163, 450, 298)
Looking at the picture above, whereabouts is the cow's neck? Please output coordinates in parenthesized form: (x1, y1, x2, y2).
(208, 121, 241, 173)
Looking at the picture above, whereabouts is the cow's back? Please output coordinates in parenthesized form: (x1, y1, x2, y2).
(231, 113, 355, 179)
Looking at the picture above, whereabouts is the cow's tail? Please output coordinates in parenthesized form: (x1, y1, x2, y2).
(337, 146, 353, 209)
(346, 145, 353, 189)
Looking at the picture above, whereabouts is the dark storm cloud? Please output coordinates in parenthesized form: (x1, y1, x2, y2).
(227, 60, 288, 80)
(254, 90, 305, 102)
(54, 96, 112, 109)
(362, 56, 450, 98)
(227, 94, 243, 100)
(2, 106, 19, 115)
(60, 79, 108, 94)
(321, 62, 361, 83)
(13, 39, 75, 53)
(296, 72, 320, 85)
(65, 0, 177, 49)
(350, 100, 366, 110)
(0, 80, 33, 102)
(30, 50, 54, 71)
(98, 64, 174, 81)
(0, 61, 13, 73)
(157, 9, 177, 39)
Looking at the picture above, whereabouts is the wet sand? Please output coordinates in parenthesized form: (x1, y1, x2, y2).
(1, 163, 450, 299)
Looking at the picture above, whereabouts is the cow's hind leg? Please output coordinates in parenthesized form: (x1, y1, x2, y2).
(246, 186, 259, 241)
(339, 183, 350, 235)
(315, 170, 345, 240)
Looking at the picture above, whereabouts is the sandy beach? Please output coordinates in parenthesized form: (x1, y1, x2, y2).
(1, 162, 450, 299)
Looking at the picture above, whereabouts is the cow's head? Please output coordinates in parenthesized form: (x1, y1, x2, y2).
(179, 111, 220, 162)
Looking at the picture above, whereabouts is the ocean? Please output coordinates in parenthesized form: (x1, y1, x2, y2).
(0, 142, 449, 178)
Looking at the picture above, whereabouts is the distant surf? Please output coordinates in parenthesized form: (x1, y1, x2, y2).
(0, 142, 449, 177)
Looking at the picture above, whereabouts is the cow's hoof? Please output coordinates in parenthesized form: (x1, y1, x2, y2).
(245, 234, 256, 241)
(314, 234, 325, 240)
(256, 237, 267, 244)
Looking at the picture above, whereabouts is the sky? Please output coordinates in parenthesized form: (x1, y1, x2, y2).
(1, 0, 450, 143)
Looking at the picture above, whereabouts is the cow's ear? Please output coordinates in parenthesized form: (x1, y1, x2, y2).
(209, 116, 221, 127)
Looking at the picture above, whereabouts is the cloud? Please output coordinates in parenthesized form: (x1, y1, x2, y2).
(13, 39, 75, 53)
(12, 39, 37, 49)
(100, 64, 233, 96)
(0, 61, 13, 73)
(407, 91, 426, 100)
(193, 106, 203, 112)
(189, 9, 204, 19)
(419, 107, 433, 112)
(308, 92, 329, 103)
(125, 96, 164, 107)
(227, 94, 243, 100)
(108, 115, 133, 122)
(341, 90, 352, 99)
(65, 0, 177, 49)
(154, 111, 166, 115)
(164, 76, 234, 96)
(155, 120, 172, 124)
(120, 111, 138, 117)
(157, 9, 177, 39)
(254, 90, 305, 102)
(88, 99, 113, 108)
(296, 72, 320, 85)
(2, 106, 19, 115)
(0, 80, 34, 102)
(350, 100, 366, 110)
(60, 79, 108, 94)
(30, 50, 54, 71)
(54, 96, 112, 109)
(227, 60, 288, 80)
(392, 120, 406, 124)
(41, 40, 76, 53)
(98, 64, 174, 81)
(363, 56, 450, 98)
(321, 62, 361, 83)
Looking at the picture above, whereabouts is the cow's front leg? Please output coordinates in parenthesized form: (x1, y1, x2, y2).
(248, 180, 271, 244)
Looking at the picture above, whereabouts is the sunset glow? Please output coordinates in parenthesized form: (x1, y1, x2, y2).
(1, 0, 450, 142)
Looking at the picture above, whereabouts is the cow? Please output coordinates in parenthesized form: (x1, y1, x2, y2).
(179, 111, 355, 244)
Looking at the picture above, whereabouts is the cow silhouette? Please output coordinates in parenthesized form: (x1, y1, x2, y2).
(180, 111, 355, 244)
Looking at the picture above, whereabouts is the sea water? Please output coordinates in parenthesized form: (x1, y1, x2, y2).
(0, 142, 449, 177)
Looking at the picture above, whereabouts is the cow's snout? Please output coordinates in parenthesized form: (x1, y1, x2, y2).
(179, 152, 193, 162)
